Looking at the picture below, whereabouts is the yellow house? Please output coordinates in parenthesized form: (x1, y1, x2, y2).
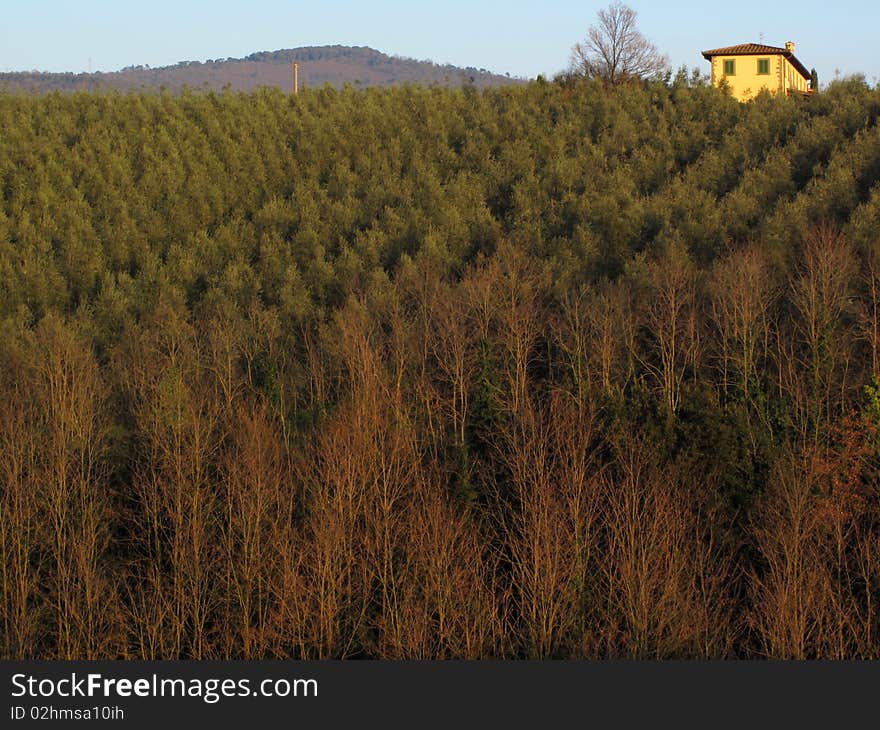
(702, 42, 813, 102)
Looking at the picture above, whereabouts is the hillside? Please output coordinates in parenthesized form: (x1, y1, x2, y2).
(2, 77, 880, 660)
(0, 45, 521, 93)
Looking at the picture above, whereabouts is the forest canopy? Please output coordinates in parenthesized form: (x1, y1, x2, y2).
(2, 75, 880, 659)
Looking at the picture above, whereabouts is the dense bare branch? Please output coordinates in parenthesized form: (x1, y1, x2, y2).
(570, 2, 669, 83)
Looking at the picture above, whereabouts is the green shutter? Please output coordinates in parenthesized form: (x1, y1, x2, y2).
(723, 59, 735, 75)
(758, 59, 770, 75)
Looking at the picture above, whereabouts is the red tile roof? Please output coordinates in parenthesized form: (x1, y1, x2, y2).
(702, 43, 811, 80)
(702, 43, 786, 56)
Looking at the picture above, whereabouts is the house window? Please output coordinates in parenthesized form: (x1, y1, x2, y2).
(757, 59, 770, 75)
(723, 59, 735, 75)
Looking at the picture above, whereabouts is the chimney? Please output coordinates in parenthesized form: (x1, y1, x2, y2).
(785, 41, 795, 53)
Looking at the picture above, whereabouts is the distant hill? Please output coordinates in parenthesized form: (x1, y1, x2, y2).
(0, 45, 523, 93)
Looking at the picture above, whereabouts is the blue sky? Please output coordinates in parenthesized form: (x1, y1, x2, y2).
(1, 1, 878, 84)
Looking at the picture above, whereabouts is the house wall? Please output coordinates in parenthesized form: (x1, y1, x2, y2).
(782, 57, 810, 94)
(709, 54, 809, 102)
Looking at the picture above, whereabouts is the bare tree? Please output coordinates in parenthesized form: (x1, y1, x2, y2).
(637, 243, 701, 416)
(787, 224, 857, 445)
(570, 2, 670, 84)
(709, 245, 778, 407)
